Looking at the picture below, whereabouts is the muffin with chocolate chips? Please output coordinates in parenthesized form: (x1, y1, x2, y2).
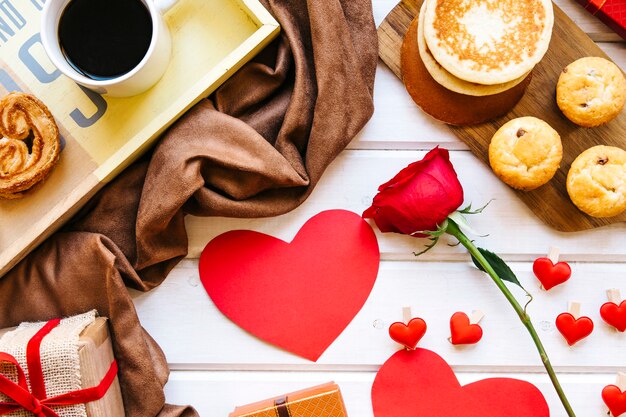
(489, 116, 562, 191)
(567, 145, 626, 217)
(557, 57, 626, 127)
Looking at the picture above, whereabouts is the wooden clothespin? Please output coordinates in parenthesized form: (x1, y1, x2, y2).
(608, 289, 622, 305)
(556, 301, 594, 346)
(616, 372, 626, 391)
(568, 301, 582, 319)
(605, 372, 626, 416)
(389, 306, 427, 350)
(603, 289, 626, 333)
(538, 247, 561, 291)
(533, 246, 572, 291)
(469, 310, 485, 325)
(448, 310, 484, 345)
(547, 246, 560, 264)
(402, 306, 412, 325)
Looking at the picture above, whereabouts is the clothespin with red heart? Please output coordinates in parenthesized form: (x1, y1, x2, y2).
(449, 310, 484, 345)
(555, 301, 594, 346)
(388, 307, 427, 351)
(601, 289, 626, 333)
(602, 372, 626, 417)
(533, 247, 571, 291)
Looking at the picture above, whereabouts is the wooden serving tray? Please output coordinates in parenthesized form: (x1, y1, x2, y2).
(378, 0, 626, 233)
(0, 0, 279, 277)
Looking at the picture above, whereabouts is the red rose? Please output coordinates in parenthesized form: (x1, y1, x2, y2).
(362, 147, 464, 236)
(363, 148, 575, 416)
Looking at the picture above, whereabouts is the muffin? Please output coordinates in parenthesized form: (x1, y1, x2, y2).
(489, 117, 562, 191)
(567, 145, 626, 217)
(557, 57, 626, 127)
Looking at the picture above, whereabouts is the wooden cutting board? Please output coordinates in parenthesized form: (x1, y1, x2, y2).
(378, 0, 626, 232)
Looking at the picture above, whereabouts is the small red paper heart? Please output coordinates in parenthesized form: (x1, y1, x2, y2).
(601, 301, 626, 332)
(199, 210, 380, 361)
(450, 312, 483, 345)
(389, 318, 427, 350)
(555, 313, 594, 346)
(603, 385, 626, 417)
(372, 349, 549, 417)
(532, 257, 571, 290)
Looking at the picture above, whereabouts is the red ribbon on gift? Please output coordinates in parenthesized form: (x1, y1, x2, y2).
(585, 0, 608, 14)
(0, 318, 118, 417)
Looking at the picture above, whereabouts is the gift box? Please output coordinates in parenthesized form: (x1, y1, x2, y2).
(230, 382, 348, 417)
(0, 311, 124, 417)
(575, 0, 626, 40)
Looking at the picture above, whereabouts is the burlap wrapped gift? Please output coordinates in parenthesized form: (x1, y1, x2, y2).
(230, 383, 348, 417)
(0, 311, 124, 417)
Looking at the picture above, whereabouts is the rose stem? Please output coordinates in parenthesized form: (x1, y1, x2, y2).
(446, 220, 576, 417)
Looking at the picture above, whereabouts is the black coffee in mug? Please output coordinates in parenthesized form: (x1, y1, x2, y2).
(58, 0, 153, 80)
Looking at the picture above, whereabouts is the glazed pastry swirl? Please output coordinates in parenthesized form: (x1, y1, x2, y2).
(0, 92, 60, 199)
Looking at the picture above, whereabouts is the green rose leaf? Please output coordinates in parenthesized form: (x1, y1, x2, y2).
(471, 247, 523, 289)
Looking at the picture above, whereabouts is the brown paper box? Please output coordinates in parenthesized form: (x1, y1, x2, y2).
(230, 382, 348, 417)
(0, 317, 125, 417)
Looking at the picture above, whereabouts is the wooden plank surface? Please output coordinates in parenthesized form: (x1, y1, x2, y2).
(377, 0, 626, 232)
(165, 371, 616, 417)
(126, 0, 626, 415)
(135, 260, 626, 369)
(185, 151, 626, 262)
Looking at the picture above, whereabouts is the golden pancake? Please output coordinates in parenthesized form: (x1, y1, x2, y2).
(423, 0, 553, 85)
(417, 1, 529, 96)
(401, 15, 532, 125)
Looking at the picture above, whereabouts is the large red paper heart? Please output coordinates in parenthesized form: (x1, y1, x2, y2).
(555, 313, 594, 346)
(449, 312, 483, 345)
(603, 385, 626, 417)
(389, 318, 427, 350)
(601, 301, 626, 332)
(199, 210, 380, 361)
(532, 257, 571, 290)
(372, 349, 549, 417)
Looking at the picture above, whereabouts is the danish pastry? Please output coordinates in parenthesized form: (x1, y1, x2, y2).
(0, 92, 60, 199)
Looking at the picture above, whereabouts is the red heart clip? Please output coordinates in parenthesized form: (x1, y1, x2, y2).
(555, 313, 594, 346)
(601, 301, 626, 332)
(532, 257, 571, 290)
(389, 318, 427, 350)
(449, 312, 483, 345)
(603, 385, 626, 417)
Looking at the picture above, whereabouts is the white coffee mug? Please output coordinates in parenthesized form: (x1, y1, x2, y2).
(41, 0, 178, 97)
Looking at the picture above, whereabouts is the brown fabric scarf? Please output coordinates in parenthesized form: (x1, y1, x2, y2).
(0, 1, 377, 416)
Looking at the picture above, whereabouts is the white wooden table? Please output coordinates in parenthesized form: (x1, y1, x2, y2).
(131, 1, 626, 415)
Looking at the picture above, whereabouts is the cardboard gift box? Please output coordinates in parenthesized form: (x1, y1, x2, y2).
(230, 382, 348, 417)
(0, 315, 124, 417)
(575, 0, 626, 40)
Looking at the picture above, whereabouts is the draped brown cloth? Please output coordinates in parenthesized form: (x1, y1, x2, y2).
(0, 0, 377, 416)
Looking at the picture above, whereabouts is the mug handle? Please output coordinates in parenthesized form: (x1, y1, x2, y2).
(154, 0, 179, 14)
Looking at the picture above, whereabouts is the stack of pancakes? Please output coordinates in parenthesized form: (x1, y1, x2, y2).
(405, 0, 554, 124)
